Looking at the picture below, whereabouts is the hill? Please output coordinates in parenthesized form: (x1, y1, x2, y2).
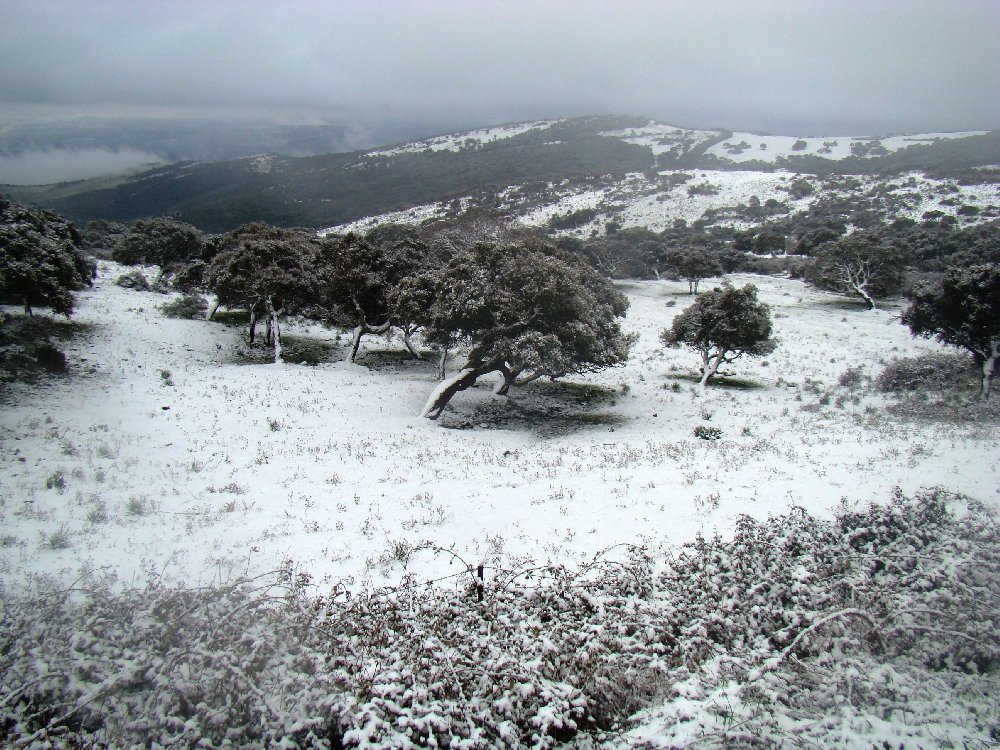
(4, 116, 998, 233)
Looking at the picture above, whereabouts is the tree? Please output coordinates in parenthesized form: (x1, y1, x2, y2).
(660, 283, 776, 387)
(112, 217, 204, 270)
(902, 265, 1000, 400)
(665, 245, 722, 294)
(804, 231, 906, 310)
(0, 197, 94, 317)
(417, 240, 636, 419)
(204, 224, 317, 364)
(313, 232, 429, 362)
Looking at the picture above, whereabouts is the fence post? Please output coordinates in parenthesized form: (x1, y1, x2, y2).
(477, 564, 484, 603)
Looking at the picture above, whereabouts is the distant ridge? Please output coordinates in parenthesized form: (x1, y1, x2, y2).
(3, 116, 997, 232)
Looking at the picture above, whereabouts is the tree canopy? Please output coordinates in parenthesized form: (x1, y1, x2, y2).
(0, 197, 94, 317)
(803, 231, 905, 309)
(205, 223, 318, 363)
(902, 264, 1000, 399)
(417, 240, 636, 418)
(112, 217, 205, 270)
(661, 282, 775, 386)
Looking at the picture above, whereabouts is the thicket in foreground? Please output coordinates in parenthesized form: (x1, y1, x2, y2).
(1, 489, 997, 749)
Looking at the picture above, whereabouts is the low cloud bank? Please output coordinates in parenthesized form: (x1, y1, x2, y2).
(0, 147, 161, 185)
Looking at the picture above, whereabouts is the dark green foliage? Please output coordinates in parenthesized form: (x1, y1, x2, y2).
(875, 353, 978, 393)
(664, 245, 723, 294)
(752, 230, 787, 255)
(548, 208, 599, 230)
(0, 313, 81, 386)
(902, 264, 1000, 398)
(79, 219, 128, 258)
(112, 217, 204, 268)
(418, 240, 636, 417)
(160, 293, 209, 320)
(661, 283, 775, 386)
(795, 226, 843, 255)
(693, 425, 723, 440)
(0, 197, 94, 317)
(803, 231, 906, 309)
(114, 269, 149, 291)
(791, 139, 808, 152)
(205, 224, 319, 361)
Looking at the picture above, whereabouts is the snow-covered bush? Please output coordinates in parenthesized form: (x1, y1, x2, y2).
(2, 490, 997, 749)
(159, 292, 209, 320)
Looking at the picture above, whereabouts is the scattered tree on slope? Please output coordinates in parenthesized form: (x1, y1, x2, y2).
(112, 217, 205, 270)
(313, 232, 429, 362)
(661, 282, 775, 387)
(902, 264, 1000, 400)
(804, 231, 905, 310)
(205, 223, 318, 364)
(418, 240, 636, 419)
(0, 197, 95, 317)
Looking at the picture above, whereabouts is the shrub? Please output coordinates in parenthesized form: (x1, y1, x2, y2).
(875, 353, 978, 393)
(159, 293, 208, 319)
(114, 269, 149, 291)
(790, 139, 808, 151)
(0, 491, 996, 748)
(837, 364, 865, 389)
(693, 425, 723, 440)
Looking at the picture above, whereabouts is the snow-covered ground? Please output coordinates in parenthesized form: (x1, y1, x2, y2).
(2, 264, 996, 593)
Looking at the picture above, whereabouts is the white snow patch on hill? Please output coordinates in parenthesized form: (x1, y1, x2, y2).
(705, 131, 989, 164)
(369, 120, 560, 157)
(597, 122, 720, 156)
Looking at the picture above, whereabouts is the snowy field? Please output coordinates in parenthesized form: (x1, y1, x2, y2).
(2, 263, 996, 593)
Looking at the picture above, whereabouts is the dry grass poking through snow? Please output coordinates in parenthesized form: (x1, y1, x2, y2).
(1, 490, 997, 749)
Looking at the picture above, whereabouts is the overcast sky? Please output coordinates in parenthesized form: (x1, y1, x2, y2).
(1, 0, 999, 181)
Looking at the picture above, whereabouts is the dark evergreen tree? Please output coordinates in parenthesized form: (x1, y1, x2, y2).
(204, 224, 318, 363)
(0, 197, 94, 317)
(902, 264, 1000, 399)
(660, 283, 775, 386)
(804, 231, 906, 310)
(417, 240, 635, 419)
(112, 217, 204, 269)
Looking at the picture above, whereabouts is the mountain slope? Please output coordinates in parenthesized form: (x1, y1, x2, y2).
(3, 116, 998, 232)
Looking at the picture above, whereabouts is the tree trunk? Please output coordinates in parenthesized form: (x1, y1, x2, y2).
(349, 320, 392, 363)
(688, 280, 694, 294)
(982, 341, 999, 401)
(24, 301, 33, 317)
(265, 296, 282, 364)
(206, 299, 220, 321)
(493, 365, 521, 396)
(693, 279, 700, 294)
(421, 368, 481, 419)
(249, 306, 259, 344)
(403, 327, 423, 359)
(699, 350, 721, 387)
(856, 285, 876, 311)
(265, 317, 273, 346)
(437, 348, 448, 380)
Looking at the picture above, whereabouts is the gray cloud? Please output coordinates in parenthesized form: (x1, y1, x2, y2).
(0, 147, 161, 185)
(1, 0, 997, 144)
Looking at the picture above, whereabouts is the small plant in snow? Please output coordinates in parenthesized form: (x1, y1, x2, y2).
(45, 469, 66, 492)
(694, 425, 723, 441)
(158, 368, 174, 386)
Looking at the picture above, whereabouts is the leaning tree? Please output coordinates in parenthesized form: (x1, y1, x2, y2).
(660, 282, 776, 387)
(804, 231, 906, 310)
(0, 197, 94, 317)
(418, 240, 636, 419)
(313, 232, 429, 362)
(204, 224, 317, 363)
(902, 264, 1000, 400)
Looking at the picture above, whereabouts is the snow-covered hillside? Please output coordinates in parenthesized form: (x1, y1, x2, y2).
(325, 168, 1000, 238)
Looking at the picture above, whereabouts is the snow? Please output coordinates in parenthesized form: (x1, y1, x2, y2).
(704, 131, 989, 164)
(2, 265, 996, 594)
(368, 120, 561, 157)
(597, 122, 719, 156)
